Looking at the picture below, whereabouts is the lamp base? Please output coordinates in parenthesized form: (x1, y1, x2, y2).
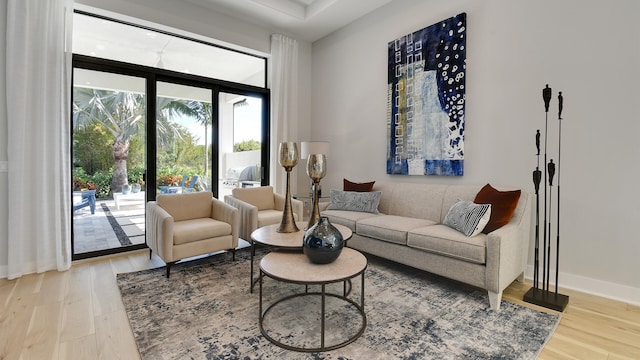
(276, 167, 299, 233)
(523, 287, 569, 312)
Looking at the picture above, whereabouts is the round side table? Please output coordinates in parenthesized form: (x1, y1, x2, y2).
(258, 247, 367, 352)
(248, 221, 352, 292)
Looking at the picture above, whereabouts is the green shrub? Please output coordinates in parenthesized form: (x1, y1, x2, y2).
(127, 166, 146, 189)
(234, 140, 261, 152)
(90, 170, 113, 199)
(72, 167, 90, 191)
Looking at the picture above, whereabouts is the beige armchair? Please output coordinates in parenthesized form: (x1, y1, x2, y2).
(224, 186, 303, 240)
(146, 191, 239, 277)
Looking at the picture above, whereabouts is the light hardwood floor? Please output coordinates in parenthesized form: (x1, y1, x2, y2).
(1, 250, 638, 359)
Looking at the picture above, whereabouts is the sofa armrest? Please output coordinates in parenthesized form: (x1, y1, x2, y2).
(274, 193, 304, 222)
(146, 201, 175, 262)
(224, 195, 258, 240)
(211, 198, 239, 248)
(485, 191, 533, 294)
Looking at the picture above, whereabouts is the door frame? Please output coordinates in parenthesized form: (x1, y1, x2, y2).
(71, 55, 270, 260)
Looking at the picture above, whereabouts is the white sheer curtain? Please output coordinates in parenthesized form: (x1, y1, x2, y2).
(269, 34, 299, 195)
(6, 0, 73, 279)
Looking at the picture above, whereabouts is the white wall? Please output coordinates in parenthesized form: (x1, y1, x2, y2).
(2, 0, 637, 304)
(311, 0, 640, 304)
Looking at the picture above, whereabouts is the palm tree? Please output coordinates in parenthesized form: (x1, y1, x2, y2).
(73, 87, 191, 193)
(182, 101, 212, 178)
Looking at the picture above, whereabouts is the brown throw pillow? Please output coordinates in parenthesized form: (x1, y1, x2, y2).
(474, 184, 521, 234)
(343, 179, 375, 192)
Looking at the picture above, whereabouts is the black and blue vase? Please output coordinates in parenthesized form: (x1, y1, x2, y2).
(303, 216, 344, 264)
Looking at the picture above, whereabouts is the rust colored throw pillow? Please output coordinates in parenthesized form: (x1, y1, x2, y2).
(343, 179, 375, 192)
(474, 184, 521, 234)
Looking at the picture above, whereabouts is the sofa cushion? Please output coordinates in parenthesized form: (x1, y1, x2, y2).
(327, 189, 382, 213)
(321, 209, 380, 231)
(157, 191, 212, 222)
(343, 178, 375, 192)
(386, 183, 447, 221)
(357, 215, 436, 245)
(173, 218, 232, 245)
(474, 184, 521, 233)
(232, 186, 275, 211)
(443, 199, 491, 237)
(407, 225, 487, 264)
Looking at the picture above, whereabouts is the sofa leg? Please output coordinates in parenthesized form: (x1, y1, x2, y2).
(149, 249, 152, 260)
(488, 290, 503, 311)
(231, 248, 236, 261)
(166, 262, 176, 278)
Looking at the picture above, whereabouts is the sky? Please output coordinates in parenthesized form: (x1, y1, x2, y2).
(174, 97, 262, 145)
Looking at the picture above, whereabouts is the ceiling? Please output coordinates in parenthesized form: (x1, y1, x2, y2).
(181, 0, 394, 42)
(73, 0, 396, 90)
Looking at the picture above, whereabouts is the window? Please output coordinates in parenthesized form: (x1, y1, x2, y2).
(71, 11, 269, 259)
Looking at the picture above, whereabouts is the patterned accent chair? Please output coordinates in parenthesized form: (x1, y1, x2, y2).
(224, 186, 303, 241)
(146, 191, 239, 277)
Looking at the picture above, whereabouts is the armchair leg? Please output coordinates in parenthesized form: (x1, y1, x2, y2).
(166, 261, 176, 278)
(149, 249, 152, 259)
(231, 248, 236, 261)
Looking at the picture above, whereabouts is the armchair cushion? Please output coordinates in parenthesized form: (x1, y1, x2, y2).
(257, 209, 284, 228)
(232, 186, 275, 211)
(157, 191, 212, 221)
(173, 218, 233, 245)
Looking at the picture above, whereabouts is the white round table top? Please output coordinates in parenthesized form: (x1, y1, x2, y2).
(260, 247, 367, 284)
(250, 221, 353, 248)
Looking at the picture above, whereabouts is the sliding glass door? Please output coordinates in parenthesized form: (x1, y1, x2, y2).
(218, 92, 265, 199)
(71, 64, 270, 260)
(156, 82, 213, 194)
(71, 10, 269, 260)
(72, 68, 147, 257)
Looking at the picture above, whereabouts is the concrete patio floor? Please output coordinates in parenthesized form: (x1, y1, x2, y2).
(73, 198, 145, 254)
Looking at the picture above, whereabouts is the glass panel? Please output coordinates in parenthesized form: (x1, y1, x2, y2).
(218, 93, 263, 199)
(72, 69, 146, 255)
(156, 82, 213, 195)
(73, 12, 266, 87)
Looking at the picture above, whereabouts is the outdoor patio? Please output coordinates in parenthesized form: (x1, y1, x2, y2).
(73, 197, 145, 254)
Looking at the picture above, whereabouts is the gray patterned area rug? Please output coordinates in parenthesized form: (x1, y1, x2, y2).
(117, 249, 560, 359)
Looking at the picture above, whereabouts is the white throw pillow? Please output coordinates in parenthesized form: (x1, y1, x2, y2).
(443, 199, 491, 237)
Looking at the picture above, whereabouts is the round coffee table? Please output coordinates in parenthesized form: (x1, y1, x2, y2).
(259, 247, 367, 352)
(248, 221, 352, 292)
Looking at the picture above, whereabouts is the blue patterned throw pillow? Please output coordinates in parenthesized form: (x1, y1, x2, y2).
(443, 199, 492, 237)
(326, 189, 382, 214)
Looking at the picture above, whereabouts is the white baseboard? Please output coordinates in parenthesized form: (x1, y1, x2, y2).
(525, 265, 640, 307)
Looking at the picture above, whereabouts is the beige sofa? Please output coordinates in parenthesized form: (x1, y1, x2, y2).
(320, 182, 532, 310)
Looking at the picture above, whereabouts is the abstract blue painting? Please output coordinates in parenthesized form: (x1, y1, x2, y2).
(387, 13, 466, 176)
